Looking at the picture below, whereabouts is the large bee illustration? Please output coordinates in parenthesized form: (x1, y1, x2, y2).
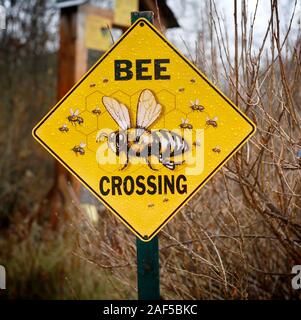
(68, 109, 84, 125)
(96, 89, 189, 171)
(72, 142, 86, 155)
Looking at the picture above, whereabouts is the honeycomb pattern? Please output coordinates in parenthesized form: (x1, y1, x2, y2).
(33, 18, 255, 241)
(59, 87, 220, 173)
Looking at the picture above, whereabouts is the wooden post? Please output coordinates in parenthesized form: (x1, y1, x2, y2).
(49, 5, 88, 227)
(58, 6, 87, 102)
(131, 11, 160, 300)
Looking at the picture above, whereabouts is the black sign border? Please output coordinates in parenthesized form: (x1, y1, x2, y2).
(33, 18, 256, 241)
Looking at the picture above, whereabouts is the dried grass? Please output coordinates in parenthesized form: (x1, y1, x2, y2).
(1, 0, 301, 299)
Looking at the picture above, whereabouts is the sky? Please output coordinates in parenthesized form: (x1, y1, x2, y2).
(24, 0, 300, 60)
(166, 0, 300, 58)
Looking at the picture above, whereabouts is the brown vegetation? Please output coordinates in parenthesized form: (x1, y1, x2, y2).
(0, 0, 301, 299)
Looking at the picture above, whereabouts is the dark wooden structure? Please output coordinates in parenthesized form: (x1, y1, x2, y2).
(51, 0, 179, 226)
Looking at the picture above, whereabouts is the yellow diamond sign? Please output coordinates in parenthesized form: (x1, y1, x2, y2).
(33, 19, 256, 241)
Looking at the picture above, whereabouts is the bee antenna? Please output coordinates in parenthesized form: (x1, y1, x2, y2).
(96, 132, 108, 142)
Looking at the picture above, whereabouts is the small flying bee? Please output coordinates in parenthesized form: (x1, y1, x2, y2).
(190, 99, 205, 112)
(96, 89, 189, 171)
(58, 124, 69, 132)
(190, 78, 196, 83)
(179, 118, 193, 130)
(179, 87, 185, 92)
(103, 78, 109, 83)
(92, 106, 101, 115)
(163, 198, 169, 203)
(193, 141, 201, 147)
(206, 116, 218, 128)
(212, 146, 221, 153)
(72, 142, 86, 155)
(68, 109, 84, 125)
(90, 83, 96, 88)
(148, 203, 155, 208)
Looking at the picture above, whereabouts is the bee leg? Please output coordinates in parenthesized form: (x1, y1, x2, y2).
(146, 157, 158, 171)
(174, 160, 185, 166)
(120, 163, 129, 171)
(120, 156, 129, 171)
(162, 159, 185, 170)
(162, 161, 176, 170)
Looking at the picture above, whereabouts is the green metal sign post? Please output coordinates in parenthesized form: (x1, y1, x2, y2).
(131, 11, 160, 300)
(136, 236, 160, 300)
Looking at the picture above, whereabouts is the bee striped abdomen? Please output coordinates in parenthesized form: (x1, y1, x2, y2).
(152, 130, 188, 158)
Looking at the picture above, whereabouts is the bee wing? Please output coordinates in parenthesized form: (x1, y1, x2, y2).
(74, 109, 79, 116)
(70, 108, 74, 115)
(136, 89, 162, 129)
(190, 100, 194, 106)
(213, 117, 218, 121)
(80, 142, 86, 148)
(195, 99, 199, 104)
(102, 96, 131, 130)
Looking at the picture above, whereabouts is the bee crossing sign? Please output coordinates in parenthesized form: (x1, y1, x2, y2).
(33, 18, 255, 241)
